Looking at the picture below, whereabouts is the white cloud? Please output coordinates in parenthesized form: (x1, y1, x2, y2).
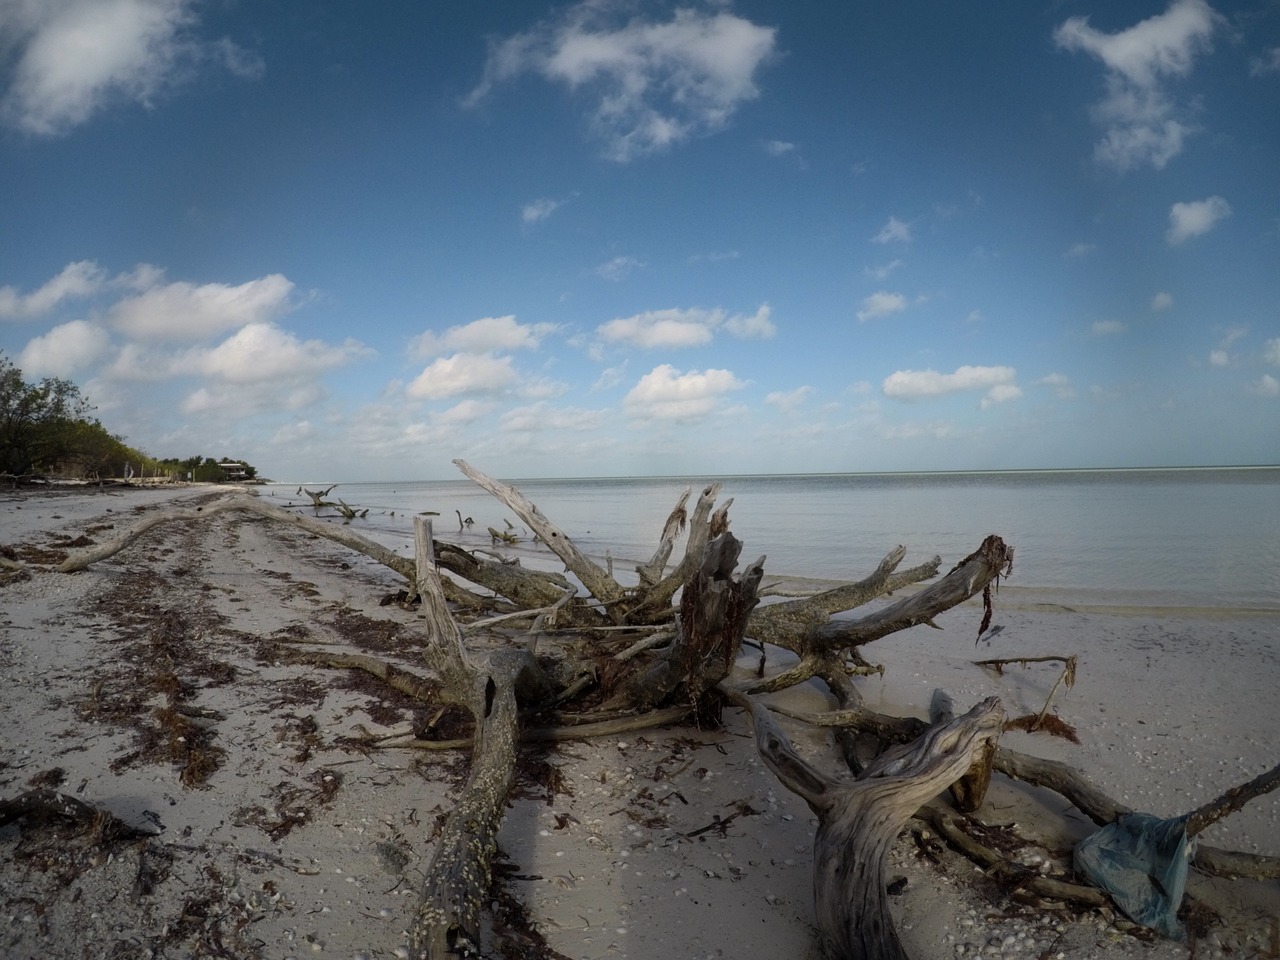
(406, 353, 519, 400)
(1036, 373, 1075, 399)
(522, 197, 560, 223)
(723, 303, 775, 339)
(763, 139, 794, 156)
(0, 0, 262, 136)
(1054, 0, 1221, 171)
(109, 273, 295, 340)
(980, 383, 1024, 409)
(183, 322, 369, 384)
(410, 315, 557, 358)
(466, 3, 776, 161)
(1151, 291, 1174, 311)
(17, 319, 111, 376)
(0, 260, 107, 319)
(1064, 242, 1097, 259)
(597, 307, 719, 349)
(764, 386, 812, 411)
(866, 259, 903, 280)
(1249, 46, 1280, 77)
(624, 364, 744, 421)
(1248, 374, 1279, 397)
(1166, 195, 1230, 244)
(1263, 338, 1280, 366)
(596, 255, 644, 281)
(883, 365, 1019, 408)
(591, 363, 627, 392)
(856, 291, 907, 323)
(871, 216, 911, 244)
(1208, 349, 1229, 368)
(1092, 320, 1126, 335)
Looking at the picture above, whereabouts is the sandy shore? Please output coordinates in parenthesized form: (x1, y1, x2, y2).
(2, 486, 1277, 960)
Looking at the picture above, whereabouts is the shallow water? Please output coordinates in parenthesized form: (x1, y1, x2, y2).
(264, 467, 1280, 611)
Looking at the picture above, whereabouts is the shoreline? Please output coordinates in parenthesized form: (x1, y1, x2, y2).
(2, 487, 1277, 959)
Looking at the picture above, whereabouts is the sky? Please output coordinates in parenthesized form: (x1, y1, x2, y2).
(1, 0, 1278, 482)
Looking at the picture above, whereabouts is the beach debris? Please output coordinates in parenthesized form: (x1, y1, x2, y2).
(974, 654, 1080, 740)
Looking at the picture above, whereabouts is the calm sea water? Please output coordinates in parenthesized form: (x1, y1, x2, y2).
(263, 467, 1280, 611)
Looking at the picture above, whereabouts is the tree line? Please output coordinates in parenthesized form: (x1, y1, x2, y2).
(1, 352, 256, 483)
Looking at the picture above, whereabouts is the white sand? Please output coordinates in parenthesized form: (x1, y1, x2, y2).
(1, 486, 1277, 959)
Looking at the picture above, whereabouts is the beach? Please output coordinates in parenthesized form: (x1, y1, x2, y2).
(2, 485, 1277, 960)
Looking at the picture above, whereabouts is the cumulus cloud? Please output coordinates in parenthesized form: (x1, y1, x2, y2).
(0, 0, 263, 136)
(596, 304, 772, 348)
(856, 291, 907, 323)
(871, 216, 911, 244)
(410, 315, 557, 359)
(521, 197, 560, 223)
(1054, 0, 1221, 171)
(1166, 195, 1230, 244)
(0, 260, 107, 319)
(178, 322, 368, 384)
(624, 364, 744, 421)
(764, 385, 812, 411)
(1092, 320, 1126, 335)
(882, 365, 1019, 408)
(464, 2, 776, 161)
(1151, 291, 1174, 311)
(109, 273, 295, 340)
(406, 353, 519, 400)
(17, 319, 111, 376)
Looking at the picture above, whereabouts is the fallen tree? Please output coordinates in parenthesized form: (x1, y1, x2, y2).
(37, 459, 1278, 959)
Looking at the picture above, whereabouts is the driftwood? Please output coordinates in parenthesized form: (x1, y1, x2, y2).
(731, 690, 1006, 960)
(38, 463, 1279, 957)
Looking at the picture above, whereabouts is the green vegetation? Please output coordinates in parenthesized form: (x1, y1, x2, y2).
(1, 352, 258, 482)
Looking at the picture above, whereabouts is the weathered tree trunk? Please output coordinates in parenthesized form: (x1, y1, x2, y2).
(732, 691, 1005, 960)
(405, 518, 547, 958)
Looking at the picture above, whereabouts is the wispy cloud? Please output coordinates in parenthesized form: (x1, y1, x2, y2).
(0, 0, 262, 136)
(1037, 373, 1076, 400)
(856, 291, 907, 323)
(1091, 320, 1126, 336)
(0, 260, 106, 318)
(596, 255, 644, 281)
(1054, 0, 1222, 171)
(1151, 291, 1174, 311)
(521, 197, 561, 223)
(764, 385, 812, 411)
(1064, 242, 1097, 259)
(871, 216, 911, 244)
(1166, 195, 1230, 244)
(1249, 46, 1280, 77)
(465, 2, 776, 161)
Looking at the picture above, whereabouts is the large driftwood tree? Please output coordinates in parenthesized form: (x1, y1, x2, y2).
(41, 460, 1280, 959)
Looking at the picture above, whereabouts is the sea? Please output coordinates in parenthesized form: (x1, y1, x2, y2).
(262, 466, 1280, 613)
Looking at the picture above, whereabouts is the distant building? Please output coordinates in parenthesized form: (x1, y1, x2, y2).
(217, 460, 250, 481)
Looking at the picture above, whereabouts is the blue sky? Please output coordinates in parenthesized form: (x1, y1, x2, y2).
(1, 0, 1277, 481)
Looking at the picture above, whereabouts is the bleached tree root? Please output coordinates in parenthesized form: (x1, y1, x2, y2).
(731, 690, 1005, 960)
